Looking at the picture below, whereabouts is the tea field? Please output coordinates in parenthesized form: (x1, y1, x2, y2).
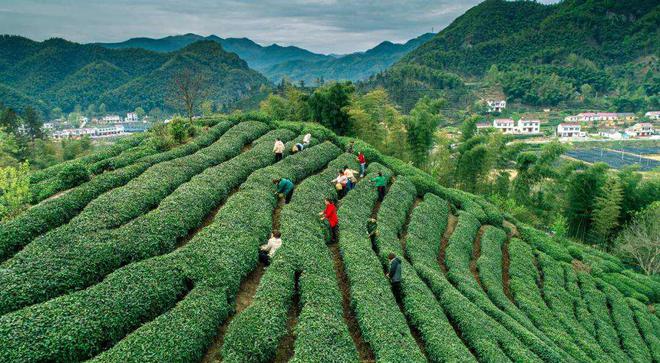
(0, 116, 658, 362)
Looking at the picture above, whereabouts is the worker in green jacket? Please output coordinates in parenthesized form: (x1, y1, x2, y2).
(370, 172, 387, 201)
(273, 178, 294, 204)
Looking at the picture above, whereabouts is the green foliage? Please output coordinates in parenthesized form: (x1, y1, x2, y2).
(0, 120, 234, 263)
(0, 36, 269, 113)
(56, 162, 89, 190)
(590, 176, 623, 249)
(0, 162, 30, 220)
(307, 82, 355, 135)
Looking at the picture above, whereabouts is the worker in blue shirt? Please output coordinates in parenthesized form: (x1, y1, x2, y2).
(273, 178, 294, 204)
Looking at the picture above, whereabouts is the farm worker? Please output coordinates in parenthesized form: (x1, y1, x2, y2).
(302, 133, 312, 146)
(357, 152, 367, 177)
(273, 138, 285, 162)
(343, 166, 359, 191)
(386, 253, 403, 303)
(367, 218, 378, 248)
(273, 178, 294, 204)
(319, 198, 339, 243)
(291, 142, 304, 153)
(259, 231, 282, 266)
(370, 172, 387, 202)
(331, 170, 348, 198)
(346, 140, 355, 154)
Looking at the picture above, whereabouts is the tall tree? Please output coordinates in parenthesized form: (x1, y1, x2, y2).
(168, 69, 207, 121)
(564, 163, 608, 240)
(307, 82, 354, 135)
(616, 202, 659, 275)
(405, 97, 442, 167)
(460, 116, 478, 142)
(0, 108, 19, 134)
(22, 107, 44, 140)
(590, 176, 623, 249)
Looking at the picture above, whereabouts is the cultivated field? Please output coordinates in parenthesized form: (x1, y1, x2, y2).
(0, 117, 657, 362)
(565, 148, 660, 171)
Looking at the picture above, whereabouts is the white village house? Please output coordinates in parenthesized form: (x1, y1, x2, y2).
(625, 123, 654, 138)
(556, 123, 585, 138)
(645, 111, 660, 120)
(564, 112, 637, 123)
(102, 115, 122, 124)
(487, 118, 541, 135)
(125, 112, 139, 122)
(486, 100, 506, 113)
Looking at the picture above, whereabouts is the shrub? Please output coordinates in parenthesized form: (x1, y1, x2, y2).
(57, 162, 90, 189)
(0, 120, 237, 263)
(0, 122, 272, 315)
(0, 137, 334, 363)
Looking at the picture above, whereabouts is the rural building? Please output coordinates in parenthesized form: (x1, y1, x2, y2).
(597, 128, 623, 140)
(625, 123, 654, 138)
(125, 112, 138, 122)
(52, 125, 125, 140)
(516, 119, 541, 134)
(102, 115, 121, 123)
(476, 122, 490, 130)
(486, 100, 506, 113)
(557, 123, 585, 138)
(564, 112, 636, 125)
(645, 111, 660, 120)
(493, 118, 515, 133)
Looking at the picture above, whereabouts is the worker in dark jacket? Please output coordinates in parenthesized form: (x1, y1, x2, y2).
(386, 253, 402, 303)
(273, 178, 294, 204)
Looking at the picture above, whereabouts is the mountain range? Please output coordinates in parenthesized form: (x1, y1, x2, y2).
(368, 0, 660, 110)
(0, 36, 268, 114)
(97, 33, 435, 84)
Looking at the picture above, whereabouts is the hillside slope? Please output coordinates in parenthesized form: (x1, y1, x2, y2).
(368, 0, 660, 109)
(0, 36, 269, 113)
(98, 33, 435, 83)
(0, 115, 656, 362)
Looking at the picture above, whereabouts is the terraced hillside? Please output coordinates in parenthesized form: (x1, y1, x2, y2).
(0, 116, 658, 362)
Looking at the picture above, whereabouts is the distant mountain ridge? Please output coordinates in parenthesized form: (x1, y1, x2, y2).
(0, 35, 269, 113)
(97, 32, 435, 83)
(367, 0, 660, 110)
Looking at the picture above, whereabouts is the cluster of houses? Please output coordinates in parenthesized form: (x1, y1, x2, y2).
(556, 122, 655, 139)
(477, 118, 542, 135)
(50, 112, 151, 140)
(557, 111, 658, 140)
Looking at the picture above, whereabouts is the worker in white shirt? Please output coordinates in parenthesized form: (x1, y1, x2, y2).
(259, 231, 282, 266)
(302, 133, 312, 146)
(273, 138, 285, 162)
(343, 165, 359, 191)
(331, 170, 348, 198)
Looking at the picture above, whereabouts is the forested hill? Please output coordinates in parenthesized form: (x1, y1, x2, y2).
(0, 36, 269, 113)
(368, 0, 660, 110)
(98, 34, 328, 73)
(98, 33, 435, 83)
(263, 33, 435, 84)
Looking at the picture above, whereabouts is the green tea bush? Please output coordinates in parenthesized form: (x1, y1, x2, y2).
(0, 120, 237, 263)
(476, 226, 572, 361)
(601, 272, 654, 304)
(535, 253, 612, 361)
(507, 238, 592, 361)
(337, 172, 430, 362)
(0, 138, 335, 363)
(444, 214, 566, 362)
(0, 124, 280, 315)
(395, 193, 477, 362)
(57, 161, 90, 189)
(223, 153, 357, 363)
(576, 272, 634, 362)
(627, 298, 660, 362)
(596, 279, 652, 362)
(28, 134, 147, 184)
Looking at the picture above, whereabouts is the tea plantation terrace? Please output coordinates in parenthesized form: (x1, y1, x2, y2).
(0, 116, 657, 362)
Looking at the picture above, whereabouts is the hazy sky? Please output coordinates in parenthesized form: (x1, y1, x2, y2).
(0, 0, 559, 54)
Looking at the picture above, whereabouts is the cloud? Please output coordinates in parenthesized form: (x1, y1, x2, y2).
(0, 0, 558, 54)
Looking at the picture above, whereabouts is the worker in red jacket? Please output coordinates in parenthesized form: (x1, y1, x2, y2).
(357, 152, 366, 178)
(319, 197, 339, 243)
